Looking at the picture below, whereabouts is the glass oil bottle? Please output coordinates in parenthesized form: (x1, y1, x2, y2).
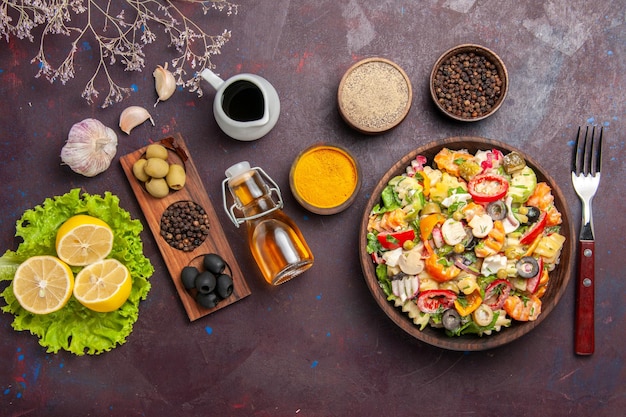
(222, 162, 314, 285)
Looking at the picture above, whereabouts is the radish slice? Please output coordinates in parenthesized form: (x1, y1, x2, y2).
(502, 196, 520, 234)
(391, 275, 420, 302)
(432, 226, 444, 248)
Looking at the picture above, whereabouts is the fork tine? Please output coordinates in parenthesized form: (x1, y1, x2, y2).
(573, 126, 581, 174)
(574, 125, 603, 176)
(585, 126, 593, 176)
(574, 126, 587, 175)
(593, 127, 603, 176)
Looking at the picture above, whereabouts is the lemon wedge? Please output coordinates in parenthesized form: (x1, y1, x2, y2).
(12, 255, 74, 314)
(55, 214, 114, 266)
(73, 258, 132, 312)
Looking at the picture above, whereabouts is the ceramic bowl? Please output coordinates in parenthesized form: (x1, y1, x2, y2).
(430, 44, 508, 122)
(359, 137, 573, 351)
(338, 57, 412, 134)
(290, 144, 361, 215)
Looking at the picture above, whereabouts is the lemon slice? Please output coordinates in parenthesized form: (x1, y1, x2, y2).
(55, 214, 114, 266)
(73, 258, 132, 312)
(12, 255, 74, 314)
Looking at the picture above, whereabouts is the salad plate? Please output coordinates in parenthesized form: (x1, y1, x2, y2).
(359, 137, 574, 351)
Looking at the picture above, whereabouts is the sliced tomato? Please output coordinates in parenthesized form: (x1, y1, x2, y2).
(377, 229, 415, 250)
(483, 279, 513, 310)
(417, 289, 457, 313)
(519, 211, 547, 245)
(468, 174, 509, 204)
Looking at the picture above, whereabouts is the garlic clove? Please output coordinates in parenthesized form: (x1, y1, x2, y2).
(153, 63, 176, 107)
(119, 106, 155, 135)
(61, 118, 118, 177)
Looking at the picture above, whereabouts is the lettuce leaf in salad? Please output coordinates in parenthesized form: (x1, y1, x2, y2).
(0, 189, 154, 355)
(371, 185, 401, 214)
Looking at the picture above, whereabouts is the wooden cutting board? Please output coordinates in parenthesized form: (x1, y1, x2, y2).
(120, 133, 251, 321)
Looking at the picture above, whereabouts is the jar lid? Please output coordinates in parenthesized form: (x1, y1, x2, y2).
(337, 57, 412, 134)
(225, 161, 251, 179)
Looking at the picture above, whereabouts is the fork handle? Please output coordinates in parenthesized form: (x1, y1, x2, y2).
(575, 240, 595, 355)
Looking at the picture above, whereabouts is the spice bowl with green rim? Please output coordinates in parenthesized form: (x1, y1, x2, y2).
(430, 44, 509, 122)
(289, 144, 361, 215)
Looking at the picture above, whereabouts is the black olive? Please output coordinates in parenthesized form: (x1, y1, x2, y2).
(516, 256, 539, 278)
(216, 274, 234, 299)
(203, 253, 226, 275)
(195, 271, 217, 294)
(486, 200, 507, 221)
(442, 309, 462, 331)
(181, 266, 199, 290)
(196, 292, 220, 309)
(526, 206, 541, 223)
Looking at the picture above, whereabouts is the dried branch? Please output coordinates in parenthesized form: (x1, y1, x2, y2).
(1, 0, 238, 107)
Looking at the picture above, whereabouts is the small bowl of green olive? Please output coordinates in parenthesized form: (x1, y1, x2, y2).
(131, 143, 187, 198)
(430, 44, 509, 122)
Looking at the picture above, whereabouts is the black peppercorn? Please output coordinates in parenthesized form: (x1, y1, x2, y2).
(160, 201, 210, 251)
(433, 50, 503, 119)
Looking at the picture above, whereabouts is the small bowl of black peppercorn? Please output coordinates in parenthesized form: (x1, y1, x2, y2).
(430, 44, 508, 122)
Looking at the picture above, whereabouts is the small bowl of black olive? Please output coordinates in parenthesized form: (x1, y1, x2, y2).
(181, 253, 234, 310)
(430, 44, 509, 122)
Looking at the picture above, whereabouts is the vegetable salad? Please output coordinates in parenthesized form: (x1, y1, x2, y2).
(366, 148, 565, 337)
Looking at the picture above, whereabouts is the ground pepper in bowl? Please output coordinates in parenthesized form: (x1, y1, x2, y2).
(338, 57, 412, 134)
(430, 44, 508, 121)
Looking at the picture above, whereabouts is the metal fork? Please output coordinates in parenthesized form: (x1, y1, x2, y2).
(571, 126, 603, 355)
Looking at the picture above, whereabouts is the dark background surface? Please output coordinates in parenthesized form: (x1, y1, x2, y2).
(1, 1, 625, 416)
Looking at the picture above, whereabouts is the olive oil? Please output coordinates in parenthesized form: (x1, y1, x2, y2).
(224, 162, 313, 285)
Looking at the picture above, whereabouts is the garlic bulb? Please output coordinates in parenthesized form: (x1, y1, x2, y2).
(61, 118, 118, 177)
(153, 63, 176, 106)
(119, 106, 155, 135)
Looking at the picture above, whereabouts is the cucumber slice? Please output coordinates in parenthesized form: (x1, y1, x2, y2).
(507, 166, 537, 203)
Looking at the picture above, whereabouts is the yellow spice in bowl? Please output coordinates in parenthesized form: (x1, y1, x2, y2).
(291, 145, 360, 213)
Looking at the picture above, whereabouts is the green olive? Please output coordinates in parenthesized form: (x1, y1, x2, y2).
(145, 177, 169, 198)
(458, 160, 481, 181)
(132, 158, 150, 182)
(143, 157, 170, 178)
(503, 151, 526, 174)
(166, 164, 186, 190)
(145, 144, 169, 160)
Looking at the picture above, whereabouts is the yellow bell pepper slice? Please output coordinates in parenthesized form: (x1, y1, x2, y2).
(454, 291, 483, 317)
